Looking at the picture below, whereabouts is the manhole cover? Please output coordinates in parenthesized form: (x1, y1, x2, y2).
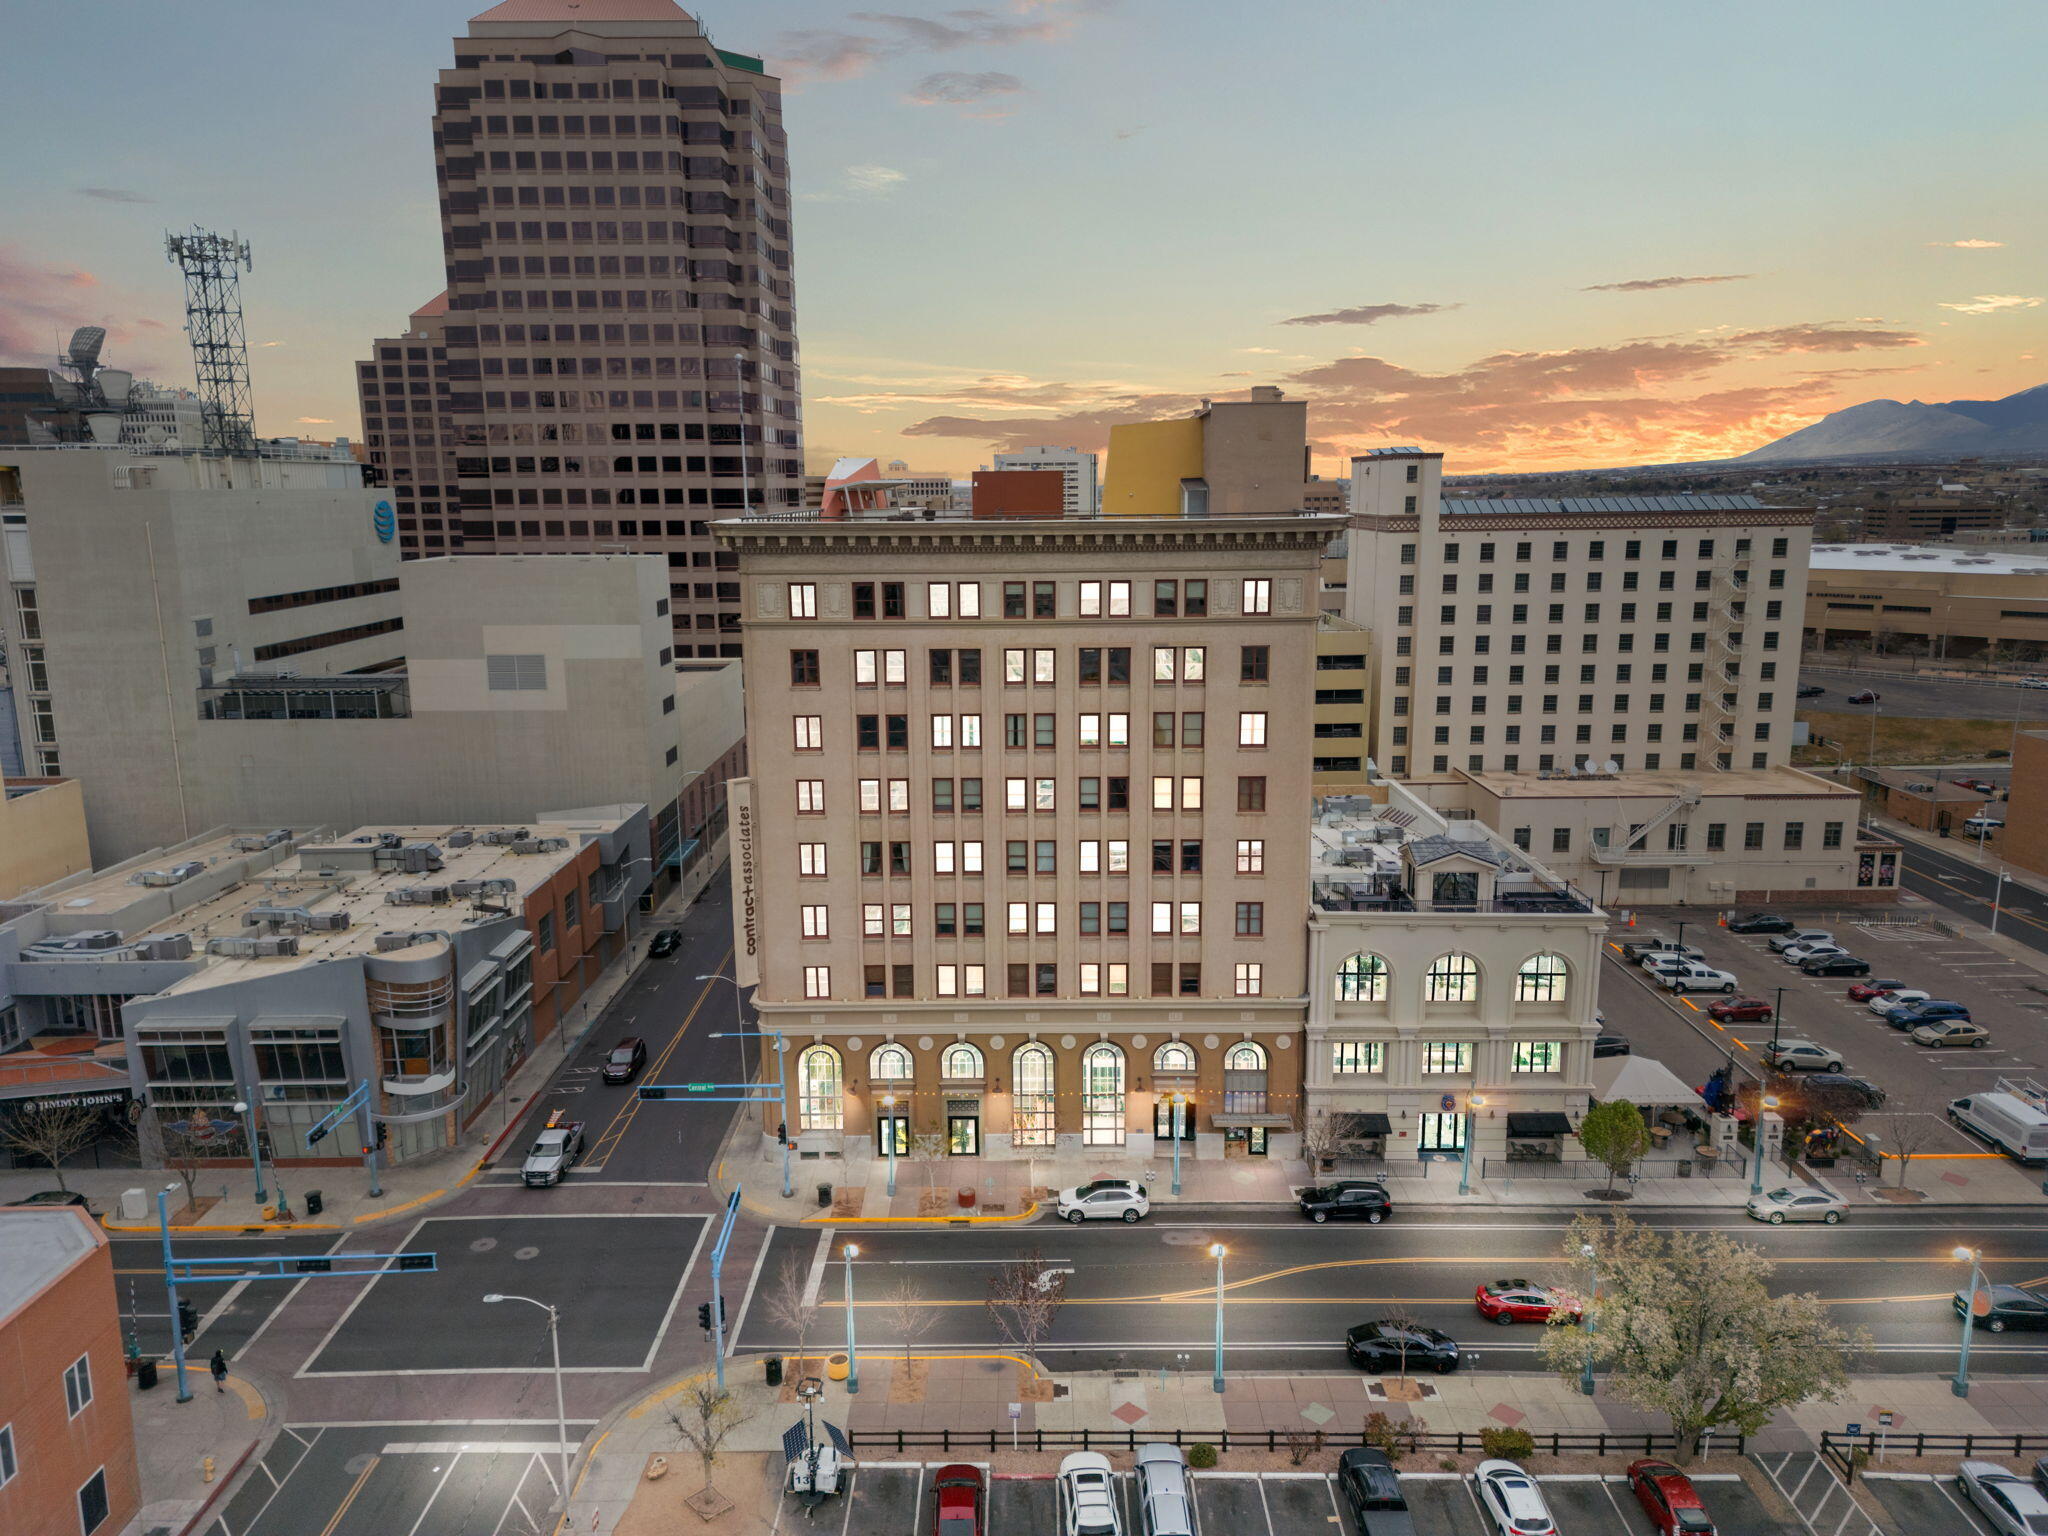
(470, 1237, 499, 1253)
(344, 1453, 375, 1475)
(515, 1245, 541, 1260)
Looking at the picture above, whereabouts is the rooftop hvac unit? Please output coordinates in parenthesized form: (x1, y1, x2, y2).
(206, 936, 262, 957)
(378, 832, 405, 849)
(446, 830, 476, 848)
(137, 933, 194, 960)
(71, 929, 125, 950)
(451, 878, 517, 898)
(230, 829, 293, 852)
(397, 844, 445, 874)
(509, 836, 569, 855)
(250, 935, 301, 957)
(481, 828, 530, 845)
(304, 911, 350, 931)
(135, 869, 181, 887)
(374, 930, 423, 952)
(385, 886, 451, 906)
(170, 861, 206, 881)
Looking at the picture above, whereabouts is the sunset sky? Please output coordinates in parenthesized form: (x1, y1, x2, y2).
(2, 0, 2043, 476)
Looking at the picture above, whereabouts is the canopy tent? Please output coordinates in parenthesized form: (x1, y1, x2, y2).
(1590, 1053, 1708, 1111)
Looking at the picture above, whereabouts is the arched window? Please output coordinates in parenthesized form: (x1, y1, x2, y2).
(941, 1042, 985, 1079)
(1225, 1041, 1267, 1072)
(870, 1042, 913, 1081)
(1425, 952, 1481, 1005)
(1154, 1040, 1196, 1074)
(797, 1045, 843, 1131)
(1515, 953, 1569, 1004)
(1223, 1040, 1268, 1113)
(1012, 1043, 1055, 1148)
(1081, 1044, 1126, 1146)
(1335, 953, 1389, 1003)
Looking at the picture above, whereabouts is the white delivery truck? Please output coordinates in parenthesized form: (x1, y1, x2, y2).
(1949, 1079, 2048, 1164)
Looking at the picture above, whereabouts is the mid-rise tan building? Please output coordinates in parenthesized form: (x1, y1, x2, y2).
(1103, 387, 1314, 520)
(1806, 542, 2048, 662)
(718, 512, 1338, 1163)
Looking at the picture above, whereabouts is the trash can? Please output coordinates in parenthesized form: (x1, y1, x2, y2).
(1675, 1160, 1693, 1179)
(827, 1353, 849, 1381)
(304, 1189, 324, 1216)
(817, 1182, 833, 1208)
(765, 1355, 784, 1388)
(137, 1359, 159, 1391)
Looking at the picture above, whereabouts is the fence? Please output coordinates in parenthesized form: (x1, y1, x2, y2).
(1481, 1152, 1748, 1182)
(1820, 1428, 2048, 1481)
(846, 1425, 1745, 1457)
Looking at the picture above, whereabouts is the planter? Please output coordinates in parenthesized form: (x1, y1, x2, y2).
(827, 1353, 850, 1381)
(957, 1187, 977, 1209)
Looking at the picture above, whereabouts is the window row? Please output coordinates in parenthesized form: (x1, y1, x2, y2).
(795, 959, 1258, 1006)
(802, 897, 1267, 939)
(1399, 537, 1792, 564)
(797, 774, 1271, 817)
(791, 712, 1270, 752)
(786, 578, 1277, 623)
(1327, 1039, 1565, 1074)
(793, 645, 1275, 690)
(1523, 820, 1846, 855)
(1332, 951, 1571, 1005)
(792, 837, 1268, 880)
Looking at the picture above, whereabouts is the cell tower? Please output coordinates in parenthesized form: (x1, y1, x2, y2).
(163, 227, 256, 457)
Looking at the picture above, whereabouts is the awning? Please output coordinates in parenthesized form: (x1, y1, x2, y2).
(1590, 1053, 1708, 1110)
(663, 837, 702, 870)
(1334, 1112, 1393, 1138)
(1506, 1112, 1574, 1138)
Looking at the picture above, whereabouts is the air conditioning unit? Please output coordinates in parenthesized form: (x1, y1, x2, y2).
(397, 844, 445, 874)
(446, 830, 476, 849)
(206, 936, 262, 957)
(385, 886, 452, 906)
(71, 929, 124, 950)
(250, 935, 301, 957)
(136, 933, 194, 960)
(481, 828, 530, 845)
(509, 836, 569, 855)
(304, 911, 350, 931)
(374, 931, 425, 952)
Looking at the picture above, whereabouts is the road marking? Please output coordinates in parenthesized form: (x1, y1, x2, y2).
(728, 1230, 772, 1359)
(379, 1440, 577, 1454)
(644, 1211, 715, 1372)
(403, 1452, 463, 1536)
(585, 948, 734, 1166)
(316, 1453, 379, 1536)
(803, 1227, 833, 1310)
(237, 1232, 350, 1365)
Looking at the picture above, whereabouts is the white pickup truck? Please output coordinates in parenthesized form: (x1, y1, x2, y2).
(521, 1112, 587, 1187)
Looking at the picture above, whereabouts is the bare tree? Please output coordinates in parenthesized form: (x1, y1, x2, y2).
(0, 1100, 102, 1193)
(1869, 1084, 1950, 1188)
(764, 1252, 821, 1373)
(984, 1251, 1067, 1373)
(1297, 1111, 1339, 1171)
(666, 1380, 758, 1503)
(1375, 1308, 1430, 1381)
(884, 1276, 939, 1365)
(909, 1130, 948, 1188)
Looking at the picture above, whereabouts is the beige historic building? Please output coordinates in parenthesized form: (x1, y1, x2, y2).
(717, 511, 1339, 1164)
(1806, 542, 2048, 662)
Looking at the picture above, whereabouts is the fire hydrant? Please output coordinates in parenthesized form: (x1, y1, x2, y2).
(202, 1456, 216, 1484)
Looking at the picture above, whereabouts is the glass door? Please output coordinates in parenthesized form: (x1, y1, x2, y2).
(947, 1115, 979, 1155)
(1417, 1112, 1466, 1154)
(1153, 1099, 1196, 1139)
(875, 1116, 908, 1157)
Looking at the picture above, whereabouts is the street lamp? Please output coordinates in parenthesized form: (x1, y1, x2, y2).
(1578, 1242, 1598, 1397)
(881, 1095, 898, 1196)
(1208, 1244, 1227, 1395)
(1748, 1095, 1781, 1198)
(484, 1294, 570, 1499)
(1170, 1093, 1186, 1197)
(1458, 1093, 1486, 1196)
(842, 1243, 861, 1395)
(232, 1098, 267, 1204)
(1952, 1246, 1985, 1398)
(1991, 870, 2011, 936)
(1771, 988, 1786, 1052)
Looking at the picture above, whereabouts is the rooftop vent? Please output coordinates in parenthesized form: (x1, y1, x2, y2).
(385, 885, 452, 906)
(230, 829, 293, 852)
(445, 830, 476, 849)
(508, 836, 569, 855)
(136, 933, 194, 961)
(481, 828, 530, 846)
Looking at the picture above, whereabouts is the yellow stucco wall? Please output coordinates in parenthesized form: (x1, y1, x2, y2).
(0, 777, 92, 900)
(1102, 416, 1204, 518)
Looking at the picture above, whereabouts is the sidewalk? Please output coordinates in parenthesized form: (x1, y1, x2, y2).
(123, 1357, 277, 1536)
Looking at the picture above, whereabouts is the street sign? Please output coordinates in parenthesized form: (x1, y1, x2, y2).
(1845, 1423, 1861, 1437)
(1008, 1403, 1022, 1420)
(1440, 1094, 1456, 1112)
(1877, 1409, 1895, 1428)
(686, 1083, 715, 1093)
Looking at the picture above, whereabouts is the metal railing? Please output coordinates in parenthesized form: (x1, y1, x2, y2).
(844, 1424, 1744, 1457)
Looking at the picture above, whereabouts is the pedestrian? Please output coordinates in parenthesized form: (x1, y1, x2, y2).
(210, 1349, 228, 1394)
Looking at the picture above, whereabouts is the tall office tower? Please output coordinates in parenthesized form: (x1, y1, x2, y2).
(716, 511, 1334, 1163)
(361, 0, 803, 656)
(991, 445, 1098, 516)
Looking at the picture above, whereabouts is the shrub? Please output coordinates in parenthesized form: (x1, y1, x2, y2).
(1187, 1442, 1218, 1470)
(1285, 1429, 1325, 1467)
(1360, 1411, 1423, 1463)
(1439, 1457, 1459, 1473)
(1479, 1426, 1536, 1462)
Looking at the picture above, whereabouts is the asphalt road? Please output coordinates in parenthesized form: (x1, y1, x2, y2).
(737, 1210, 2048, 1379)
(1898, 839, 2048, 960)
(1799, 665, 2048, 721)
(112, 1233, 348, 1367)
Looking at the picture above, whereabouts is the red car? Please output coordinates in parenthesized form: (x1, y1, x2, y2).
(1474, 1279, 1581, 1326)
(1706, 996, 1773, 1023)
(1845, 978, 1906, 1002)
(931, 1463, 984, 1536)
(1627, 1457, 1715, 1534)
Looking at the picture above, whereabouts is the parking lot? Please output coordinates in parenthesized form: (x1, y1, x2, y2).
(830, 1463, 1801, 1535)
(1861, 1469, 2043, 1535)
(1598, 908, 2048, 1161)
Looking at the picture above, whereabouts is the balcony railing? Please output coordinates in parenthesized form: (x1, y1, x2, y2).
(1314, 884, 1593, 916)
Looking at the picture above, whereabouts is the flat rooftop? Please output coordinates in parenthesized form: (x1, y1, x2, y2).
(1811, 543, 2048, 576)
(1308, 792, 1596, 915)
(0, 1208, 102, 1324)
(1440, 493, 1779, 516)
(1465, 766, 1854, 802)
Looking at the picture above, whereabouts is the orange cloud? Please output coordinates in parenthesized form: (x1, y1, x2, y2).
(0, 245, 169, 372)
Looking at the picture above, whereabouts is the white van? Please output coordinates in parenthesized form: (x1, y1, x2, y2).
(1949, 1092, 2048, 1164)
(1962, 815, 2005, 836)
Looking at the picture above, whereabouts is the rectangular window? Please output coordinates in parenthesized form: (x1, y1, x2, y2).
(78, 1468, 109, 1536)
(65, 1353, 92, 1417)
(1007, 777, 1028, 812)
(1151, 900, 1173, 935)
(0, 1422, 13, 1489)
(934, 841, 957, 874)
(798, 843, 827, 877)
(960, 649, 982, 684)
(1035, 778, 1056, 811)
(1823, 820, 1844, 849)
(1108, 713, 1129, 747)
(1331, 1041, 1384, 1074)
(1237, 775, 1266, 811)
(1180, 902, 1202, 934)
(803, 966, 830, 999)
(1155, 579, 1179, 617)
(1080, 581, 1103, 616)
(1153, 776, 1174, 810)
(856, 649, 880, 686)
(800, 905, 828, 938)
(961, 714, 982, 748)
(1236, 839, 1264, 873)
(1239, 712, 1268, 747)
(1005, 648, 1027, 684)
(1108, 839, 1129, 873)
(1080, 839, 1102, 873)
(1235, 900, 1264, 935)
(932, 715, 954, 749)
(859, 779, 882, 813)
(1241, 645, 1270, 683)
(788, 582, 817, 618)
(863, 904, 885, 937)
(789, 648, 820, 686)
(1512, 1041, 1563, 1073)
(927, 582, 952, 619)
(1242, 578, 1272, 614)
(793, 716, 822, 751)
(1783, 822, 1805, 851)
(1079, 713, 1102, 748)
(1234, 962, 1262, 996)
(889, 779, 909, 813)
(1744, 821, 1765, 851)
(1420, 1042, 1474, 1074)
(796, 780, 825, 814)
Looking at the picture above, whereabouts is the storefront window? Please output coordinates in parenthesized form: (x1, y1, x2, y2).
(798, 1045, 843, 1131)
(1012, 1043, 1054, 1147)
(1081, 1044, 1125, 1146)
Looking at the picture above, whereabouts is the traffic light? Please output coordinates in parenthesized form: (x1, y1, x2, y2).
(776, 1120, 787, 1146)
(307, 1123, 329, 1145)
(697, 1302, 712, 1332)
(397, 1253, 434, 1272)
(177, 1296, 198, 1338)
(639, 1086, 668, 1101)
(294, 1257, 333, 1274)
(375, 1122, 389, 1148)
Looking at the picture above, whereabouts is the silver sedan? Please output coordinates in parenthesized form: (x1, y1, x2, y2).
(1745, 1187, 1848, 1225)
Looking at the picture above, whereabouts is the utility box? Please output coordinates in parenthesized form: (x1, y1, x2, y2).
(119, 1188, 147, 1222)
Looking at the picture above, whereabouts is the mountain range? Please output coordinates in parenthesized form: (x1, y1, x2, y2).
(1739, 382, 2048, 462)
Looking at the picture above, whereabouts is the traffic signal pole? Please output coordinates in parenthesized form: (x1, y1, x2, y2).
(304, 1079, 381, 1198)
(704, 1189, 741, 1388)
(156, 1188, 194, 1402)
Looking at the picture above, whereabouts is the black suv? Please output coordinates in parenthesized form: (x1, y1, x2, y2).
(1346, 1320, 1460, 1374)
(1956, 1283, 2048, 1333)
(648, 928, 683, 958)
(1298, 1181, 1394, 1224)
(1337, 1448, 1408, 1530)
(1803, 1072, 1887, 1109)
(601, 1036, 648, 1084)
(1728, 912, 1796, 934)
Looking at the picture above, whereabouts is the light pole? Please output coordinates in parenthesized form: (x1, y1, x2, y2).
(1209, 1244, 1227, 1394)
(1458, 1093, 1485, 1196)
(485, 1294, 571, 1501)
(701, 973, 793, 1197)
(1578, 1242, 1598, 1397)
(156, 1185, 193, 1402)
(1952, 1246, 1985, 1398)
(1171, 1092, 1186, 1197)
(233, 1098, 267, 1204)
(1748, 1095, 1780, 1198)
(1771, 988, 1786, 1052)
(1991, 870, 2011, 935)
(882, 1095, 898, 1196)
(842, 1242, 860, 1395)
(1866, 695, 1880, 763)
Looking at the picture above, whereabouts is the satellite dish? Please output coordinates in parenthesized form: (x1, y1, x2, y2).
(66, 325, 106, 371)
(1604, 759, 1621, 775)
(144, 425, 169, 445)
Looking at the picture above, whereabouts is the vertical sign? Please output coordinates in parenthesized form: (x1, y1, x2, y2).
(730, 777, 760, 986)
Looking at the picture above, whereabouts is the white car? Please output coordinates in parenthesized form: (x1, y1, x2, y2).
(1746, 1186, 1848, 1225)
(1768, 929, 1833, 953)
(1057, 1178, 1150, 1225)
(1660, 964, 1739, 995)
(1636, 943, 1706, 969)
(1058, 1452, 1122, 1536)
(1870, 988, 1931, 1017)
(1959, 1459, 2048, 1536)
(1780, 942, 1847, 965)
(1474, 1460, 1559, 1536)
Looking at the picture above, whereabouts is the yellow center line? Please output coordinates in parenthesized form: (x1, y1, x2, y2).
(317, 1454, 378, 1536)
(586, 946, 732, 1163)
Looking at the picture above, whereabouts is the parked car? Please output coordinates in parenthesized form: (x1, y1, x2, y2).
(1801, 953, 1873, 978)
(1845, 978, 1906, 1002)
(1780, 942, 1849, 965)
(1474, 1279, 1581, 1326)
(1057, 1452, 1121, 1536)
(1950, 1092, 2048, 1163)
(1796, 683, 1827, 699)
(1870, 988, 1932, 1018)
(1474, 1461, 1559, 1536)
(1804, 1073, 1889, 1109)
(1913, 1019, 1990, 1049)
(4, 1190, 96, 1214)
(1728, 912, 1796, 934)
(1954, 777, 1999, 793)
(601, 1036, 648, 1084)
(1336, 1448, 1413, 1536)
(1956, 1283, 2048, 1333)
(1346, 1319, 1460, 1374)
(1621, 935, 1686, 961)
(1637, 944, 1708, 969)
(1132, 1445, 1194, 1536)
(1707, 996, 1774, 1022)
(1298, 1181, 1394, 1224)
(1058, 1179, 1150, 1224)
(1848, 690, 1881, 705)
(1763, 1039, 1845, 1072)
(1746, 1186, 1848, 1225)
(1627, 1457, 1718, 1536)
(2021, 679, 2048, 692)
(648, 927, 683, 958)
(1889, 1001, 1973, 1030)
(1661, 963, 1740, 994)
(1959, 1460, 2048, 1536)
(1593, 1034, 1631, 1058)
(1768, 929, 1834, 953)
(1964, 815, 2007, 836)
(932, 1464, 986, 1536)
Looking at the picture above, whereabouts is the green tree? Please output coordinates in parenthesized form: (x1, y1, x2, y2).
(1537, 1213, 1865, 1463)
(1576, 1099, 1651, 1194)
